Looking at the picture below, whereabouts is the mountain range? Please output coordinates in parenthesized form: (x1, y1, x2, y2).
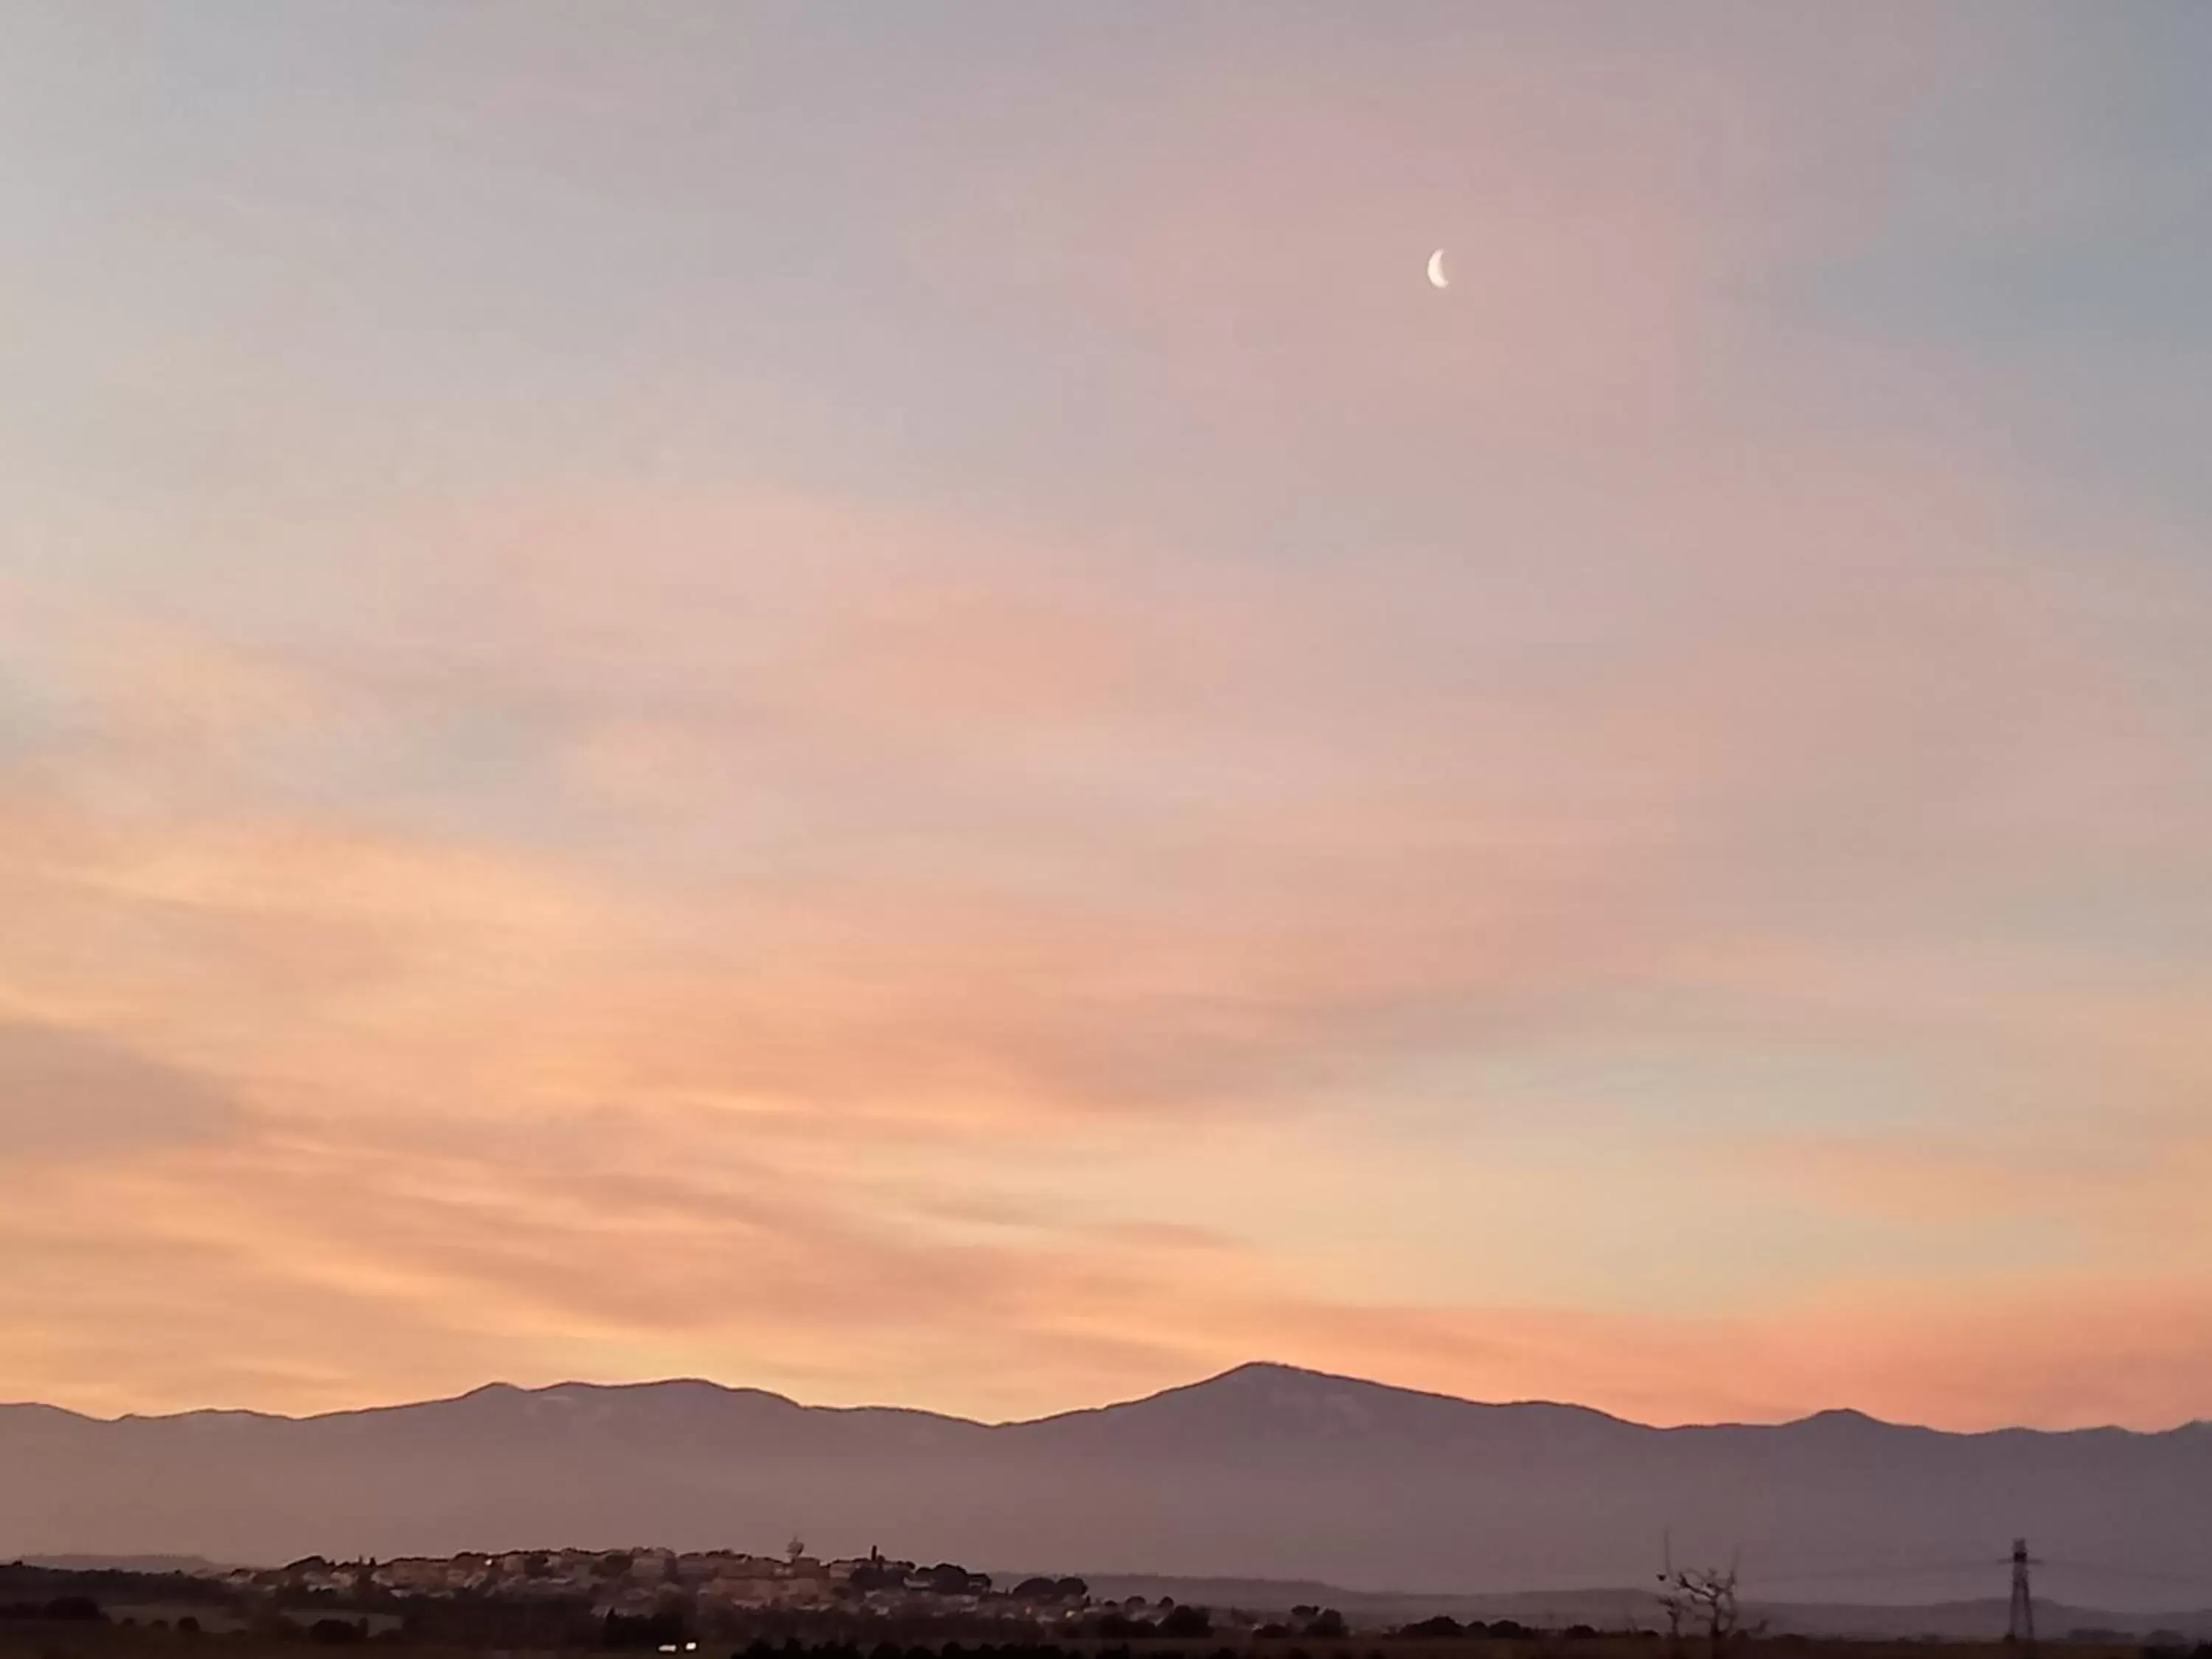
(6, 1363, 2209, 1613)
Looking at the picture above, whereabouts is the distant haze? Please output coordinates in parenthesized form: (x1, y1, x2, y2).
(6, 1364, 2208, 1612)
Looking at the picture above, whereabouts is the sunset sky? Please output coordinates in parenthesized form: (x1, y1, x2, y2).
(3, 3, 2209, 1431)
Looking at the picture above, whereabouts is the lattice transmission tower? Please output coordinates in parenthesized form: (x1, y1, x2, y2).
(2006, 1538, 2037, 1647)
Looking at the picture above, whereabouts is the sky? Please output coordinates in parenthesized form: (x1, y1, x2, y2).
(1, 2, 2209, 1432)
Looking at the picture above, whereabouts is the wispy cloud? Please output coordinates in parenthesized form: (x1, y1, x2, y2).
(0, 3, 2208, 1428)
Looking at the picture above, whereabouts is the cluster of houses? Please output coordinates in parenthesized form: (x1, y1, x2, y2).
(246, 1548, 1085, 1621)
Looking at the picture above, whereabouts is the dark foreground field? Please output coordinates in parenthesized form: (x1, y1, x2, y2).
(0, 1618, 2181, 1659)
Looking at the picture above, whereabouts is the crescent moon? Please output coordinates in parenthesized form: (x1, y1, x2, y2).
(1426, 249, 1449, 289)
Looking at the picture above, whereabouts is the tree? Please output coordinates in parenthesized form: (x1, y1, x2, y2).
(1160, 1606, 1214, 1639)
(1656, 1566, 1759, 1659)
(1401, 1618, 1463, 1639)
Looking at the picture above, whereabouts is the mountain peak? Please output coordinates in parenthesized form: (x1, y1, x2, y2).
(1198, 1360, 1367, 1391)
(1167, 1362, 1627, 1424)
(1012, 1359, 1635, 1455)
(1790, 1406, 1894, 1430)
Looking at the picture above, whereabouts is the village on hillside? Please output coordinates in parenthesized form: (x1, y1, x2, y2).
(242, 1546, 1088, 1622)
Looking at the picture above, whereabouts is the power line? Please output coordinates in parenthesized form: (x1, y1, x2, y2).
(1736, 1551, 2212, 1594)
(2039, 1559, 2212, 1589)
(1742, 1559, 2009, 1586)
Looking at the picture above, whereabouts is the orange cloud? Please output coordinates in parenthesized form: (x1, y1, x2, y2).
(14, 1093, 2210, 1430)
(2, 444, 2207, 1426)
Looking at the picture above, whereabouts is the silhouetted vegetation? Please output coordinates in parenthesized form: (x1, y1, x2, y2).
(0, 1596, 105, 1622)
(1, 1557, 2202, 1659)
(603, 1612, 687, 1649)
(0, 1568, 228, 1609)
(1006, 1582, 1086, 1605)
(1659, 1566, 1758, 1659)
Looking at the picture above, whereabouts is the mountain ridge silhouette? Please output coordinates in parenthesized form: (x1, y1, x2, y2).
(7, 1361, 2208, 1603)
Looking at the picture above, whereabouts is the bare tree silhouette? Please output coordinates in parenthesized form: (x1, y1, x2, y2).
(1658, 1564, 1761, 1659)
